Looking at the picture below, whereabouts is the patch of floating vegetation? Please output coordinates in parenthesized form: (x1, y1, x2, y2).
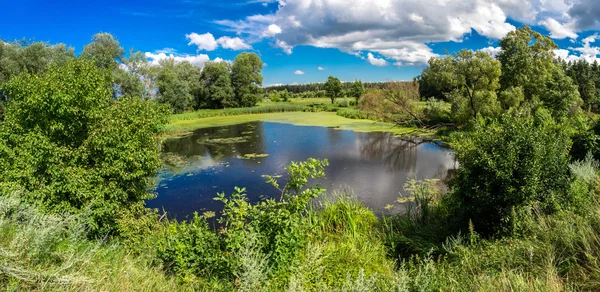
(197, 136, 250, 144)
(160, 153, 203, 168)
(165, 112, 427, 136)
(240, 153, 269, 159)
(241, 131, 254, 135)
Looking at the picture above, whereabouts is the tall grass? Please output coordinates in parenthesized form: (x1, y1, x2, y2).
(0, 192, 192, 291)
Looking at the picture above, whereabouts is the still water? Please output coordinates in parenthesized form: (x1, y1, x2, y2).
(148, 122, 456, 219)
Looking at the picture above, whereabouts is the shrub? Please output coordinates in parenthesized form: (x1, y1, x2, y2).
(451, 113, 571, 235)
(0, 59, 169, 236)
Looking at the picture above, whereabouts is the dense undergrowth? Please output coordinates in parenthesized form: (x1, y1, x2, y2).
(3, 142, 600, 290)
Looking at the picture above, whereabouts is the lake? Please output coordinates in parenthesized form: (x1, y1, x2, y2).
(148, 121, 456, 219)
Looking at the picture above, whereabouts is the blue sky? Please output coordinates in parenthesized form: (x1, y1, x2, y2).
(1, 0, 599, 86)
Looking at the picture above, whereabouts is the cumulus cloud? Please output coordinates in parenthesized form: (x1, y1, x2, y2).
(367, 53, 388, 67)
(569, 0, 600, 31)
(480, 46, 502, 58)
(212, 0, 600, 66)
(263, 24, 282, 37)
(216, 36, 252, 50)
(186, 32, 218, 51)
(216, 0, 519, 65)
(318, 66, 325, 71)
(552, 33, 600, 63)
(539, 18, 578, 39)
(186, 32, 251, 51)
(145, 52, 211, 67)
(294, 70, 305, 75)
(213, 57, 233, 64)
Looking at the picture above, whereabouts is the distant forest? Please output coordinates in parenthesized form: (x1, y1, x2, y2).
(264, 80, 416, 93)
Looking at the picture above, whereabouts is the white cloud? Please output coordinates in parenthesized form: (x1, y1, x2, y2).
(263, 24, 282, 37)
(367, 53, 388, 67)
(216, 36, 252, 50)
(294, 70, 305, 75)
(145, 52, 211, 67)
(539, 17, 578, 39)
(186, 32, 218, 51)
(480, 46, 502, 58)
(216, 0, 518, 65)
(552, 33, 600, 63)
(318, 66, 325, 71)
(263, 63, 268, 67)
(186, 32, 251, 51)
(213, 57, 233, 64)
(213, 0, 600, 66)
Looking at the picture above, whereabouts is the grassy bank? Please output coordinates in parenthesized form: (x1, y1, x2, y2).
(3, 180, 600, 291)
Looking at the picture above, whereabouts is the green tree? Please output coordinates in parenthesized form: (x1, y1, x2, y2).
(113, 49, 149, 99)
(153, 59, 201, 113)
(197, 61, 235, 108)
(424, 49, 501, 123)
(350, 79, 366, 103)
(81, 33, 125, 70)
(231, 52, 263, 107)
(324, 76, 343, 104)
(0, 39, 75, 82)
(497, 26, 581, 117)
(0, 59, 168, 236)
(452, 112, 571, 235)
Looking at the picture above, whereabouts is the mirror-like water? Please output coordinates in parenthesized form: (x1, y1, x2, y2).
(148, 121, 456, 219)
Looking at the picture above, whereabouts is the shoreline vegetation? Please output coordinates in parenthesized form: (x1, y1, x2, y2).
(163, 98, 439, 139)
(3, 25, 600, 290)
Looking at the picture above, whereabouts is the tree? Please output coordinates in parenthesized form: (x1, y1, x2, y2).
(497, 26, 581, 117)
(113, 49, 149, 99)
(81, 33, 125, 70)
(452, 112, 571, 235)
(231, 52, 263, 107)
(324, 76, 343, 104)
(423, 49, 501, 124)
(0, 39, 75, 83)
(0, 59, 168, 236)
(197, 61, 235, 109)
(153, 59, 201, 113)
(350, 79, 366, 103)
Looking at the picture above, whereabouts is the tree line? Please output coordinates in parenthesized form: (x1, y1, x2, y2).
(0, 33, 264, 115)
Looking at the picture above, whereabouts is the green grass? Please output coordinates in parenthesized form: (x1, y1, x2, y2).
(4, 184, 600, 291)
(0, 193, 195, 291)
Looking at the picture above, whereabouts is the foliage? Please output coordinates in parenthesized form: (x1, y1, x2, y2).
(381, 81, 423, 126)
(497, 26, 581, 119)
(0, 59, 168, 236)
(231, 52, 263, 107)
(324, 76, 343, 104)
(349, 79, 366, 102)
(80, 32, 125, 70)
(157, 158, 329, 283)
(451, 113, 572, 235)
(153, 59, 201, 113)
(197, 61, 235, 109)
(423, 49, 501, 124)
(0, 39, 75, 83)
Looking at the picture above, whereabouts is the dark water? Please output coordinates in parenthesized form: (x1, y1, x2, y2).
(148, 122, 456, 219)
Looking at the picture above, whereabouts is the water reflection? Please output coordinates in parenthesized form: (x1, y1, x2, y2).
(149, 122, 455, 219)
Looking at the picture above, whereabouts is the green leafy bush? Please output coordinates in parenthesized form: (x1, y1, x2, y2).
(451, 113, 571, 235)
(156, 158, 329, 284)
(0, 59, 169, 236)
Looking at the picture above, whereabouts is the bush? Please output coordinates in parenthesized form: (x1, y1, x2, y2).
(451, 113, 571, 235)
(0, 59, 169, 236)
(156, 158, 329, 284)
